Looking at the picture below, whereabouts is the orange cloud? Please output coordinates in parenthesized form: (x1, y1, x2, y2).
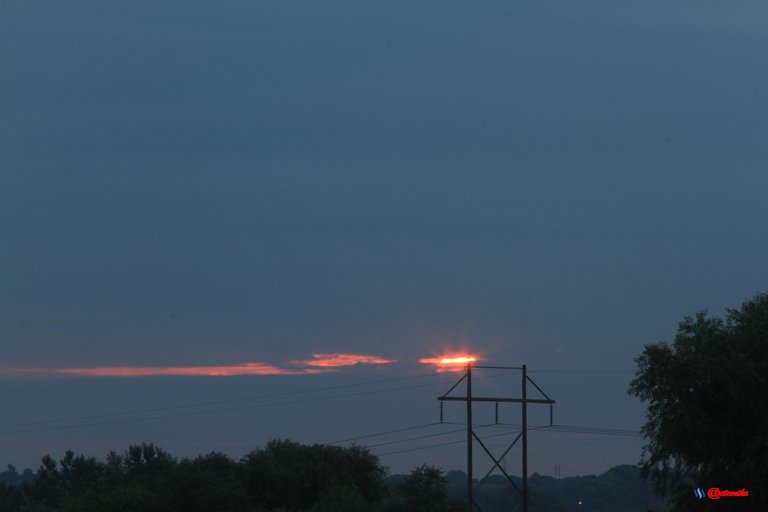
(54, 362, 327, 377)
(2, 353, 398, 378)
(293, 353, 397, 368)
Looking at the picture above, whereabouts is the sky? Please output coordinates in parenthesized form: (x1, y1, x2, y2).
(1, 0, 767, 478)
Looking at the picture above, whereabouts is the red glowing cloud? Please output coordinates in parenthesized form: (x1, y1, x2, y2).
(2, 353, 398, 378)
(292, 353, 397, 368)
(54, 363, 326, 377)
(419, 353, 479, 372)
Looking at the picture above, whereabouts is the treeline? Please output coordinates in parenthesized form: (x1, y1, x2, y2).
(0, 441, 662, 512)
(0, 440, 466, 512)
(440, 465, 665, 512)
(0, 467, 34, 487)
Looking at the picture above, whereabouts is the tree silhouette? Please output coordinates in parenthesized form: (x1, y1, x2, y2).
(629, 293, 768, 510)
(241, 439, 386, 511)
(387, 464, 465, 512)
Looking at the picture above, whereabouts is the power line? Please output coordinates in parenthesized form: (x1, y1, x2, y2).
(539, 425, 641, 437)
(499, 422, 641, 436)
(0, 380, 446, 436)
(327, 422, 442, 445)
(369, 421, 642, 457)
(375, 438, 466, 456)
(331, 422, 510, 450)
(2, 369, 522, 436)
(0, 372, 441, 429)
(0, 368, 640, 437)
(365, 427, 467, 449)
(529, 369, 634, 375)
(374, 429, 516, 457)
(440, 421, 641, 437)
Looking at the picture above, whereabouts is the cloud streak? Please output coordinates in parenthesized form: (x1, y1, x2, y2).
(1, 353, 398, 378)
(291, 353, 398, 367)
(54, 363, 326, 377)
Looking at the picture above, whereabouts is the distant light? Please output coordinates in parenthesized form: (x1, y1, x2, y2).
(418, 354, 480, 372)
(439, 356, 476, 364)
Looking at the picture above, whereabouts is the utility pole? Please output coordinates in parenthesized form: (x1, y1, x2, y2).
(522, 364, 528, 511)
(438, 364, 555, 512)
(466, 364, 473, 512)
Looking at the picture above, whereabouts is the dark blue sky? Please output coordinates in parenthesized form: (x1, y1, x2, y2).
(1, 0, 767, 476)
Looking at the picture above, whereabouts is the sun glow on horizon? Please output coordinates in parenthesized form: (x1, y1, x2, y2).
(419, 353, 480, 372)
(439, 356, 476, 364)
